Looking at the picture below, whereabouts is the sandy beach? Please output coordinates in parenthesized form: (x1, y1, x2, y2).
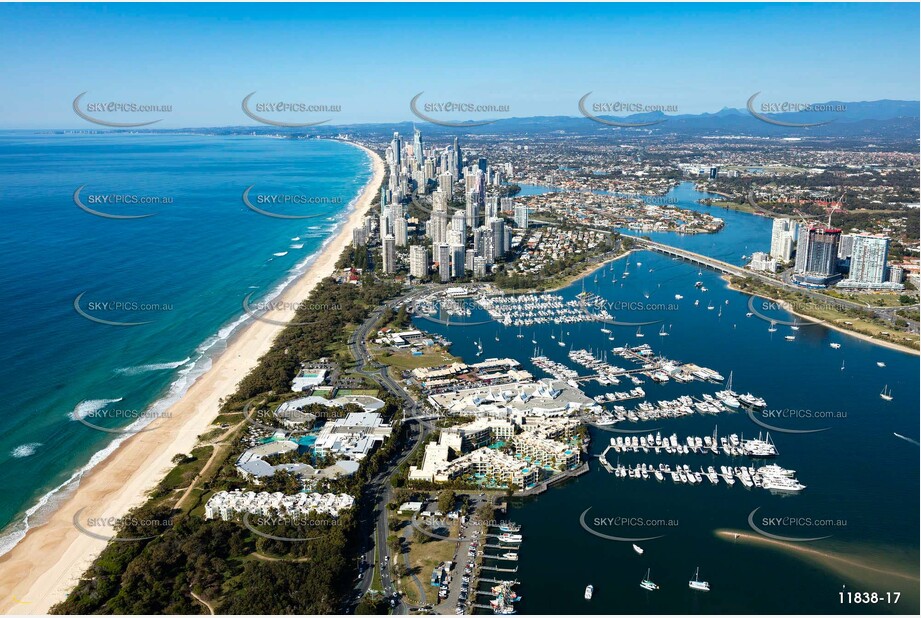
(0, 142, 384, 614)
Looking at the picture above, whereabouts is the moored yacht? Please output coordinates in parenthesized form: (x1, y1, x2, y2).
(689, 567, 710, 591)
(640, 568, 659, 591)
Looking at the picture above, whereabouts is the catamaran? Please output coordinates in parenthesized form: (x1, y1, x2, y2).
(689, 567, 710, 591)
(640, 568, 659, 591)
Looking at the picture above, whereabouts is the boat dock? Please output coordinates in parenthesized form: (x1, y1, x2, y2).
(606, 430, 777, 457)
(611, 461, 805, 492)
(598, 445, 615, 473)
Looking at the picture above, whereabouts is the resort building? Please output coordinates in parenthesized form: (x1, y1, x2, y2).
(313, 412, 393, 461)
(204, 489, 354, 520)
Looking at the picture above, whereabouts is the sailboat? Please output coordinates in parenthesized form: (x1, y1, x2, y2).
(880, 385, 893, 401)
(517, 326, 524, 339)
(768, 320, 777, 333)
(791, 319, 800, 331)
(531, 334, 537, 344)
(659, 325, 668, 336)
(476, 338, 483, 357)
(495, 332, 500, 342)
(707, 301, 715, 311)
(636, 327, 644, 338)
(558, 328, 566, 347)
(688, 567, 710, 591)
(841, 360, 845, 371)
(640, 568, 659, 591)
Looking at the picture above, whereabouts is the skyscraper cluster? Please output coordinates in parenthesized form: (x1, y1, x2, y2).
(378, 129, 524, 281)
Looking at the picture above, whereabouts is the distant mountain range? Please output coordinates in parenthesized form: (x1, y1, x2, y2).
(320, 99, 920, 140)
(44, 99, 919, 141)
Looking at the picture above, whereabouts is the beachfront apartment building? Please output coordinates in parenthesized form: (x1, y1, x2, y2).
(382, 234, 396, 274)
(204, 489, 354, 521)
(409, 245, 430, 279)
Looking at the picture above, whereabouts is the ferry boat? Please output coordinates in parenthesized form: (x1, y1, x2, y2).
(880, 385, 893, 401)
(498, 533, 523, 543)
(584, 584, 594, 600)
(689, 567, 710, 591)
(640, 568, 659, 591)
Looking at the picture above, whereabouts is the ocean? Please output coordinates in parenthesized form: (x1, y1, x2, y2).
(413, 183, 920, 614)
(0, 132, 372, 554)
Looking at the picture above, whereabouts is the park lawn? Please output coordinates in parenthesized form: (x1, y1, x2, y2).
(373, 345, 459, 371)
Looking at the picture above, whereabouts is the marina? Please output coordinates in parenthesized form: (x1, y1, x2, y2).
(609, 461, 805, 492)
(605, 430, 777, 457)
(410, 183, 918, 616)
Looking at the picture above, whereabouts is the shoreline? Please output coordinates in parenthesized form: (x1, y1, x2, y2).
(723, 276, 920, 356)
(0, 141, 385, 614)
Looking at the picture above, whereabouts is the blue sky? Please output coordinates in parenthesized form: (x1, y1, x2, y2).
(0, 2, 918, 128)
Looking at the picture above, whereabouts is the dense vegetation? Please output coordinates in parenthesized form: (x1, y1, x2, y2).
(52, 254, 406, 614)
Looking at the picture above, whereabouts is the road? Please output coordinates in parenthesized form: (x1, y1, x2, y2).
(346, 289, 434, 615)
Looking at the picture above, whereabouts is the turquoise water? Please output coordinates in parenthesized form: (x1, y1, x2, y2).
(416, 183, 919, 614)
(0, 133, 372, 553)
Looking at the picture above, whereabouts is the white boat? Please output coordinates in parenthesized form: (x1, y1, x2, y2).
(689, 567, 710, 591)
(694, 299, 700, 306)
(784, 335, 796, 341)
(632, 544, 643, 555)
(659, 325, 669, 336)
(584, 585, 594, 600)
(880, 385, 893, 401)
(674, 294, 683, 300)
(830, 343, 841, 349)
(877, 361, 886, 368)
(640, 568, 659, 591)
(636, 327, 644, 338)
(600, 327, 612, 334)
